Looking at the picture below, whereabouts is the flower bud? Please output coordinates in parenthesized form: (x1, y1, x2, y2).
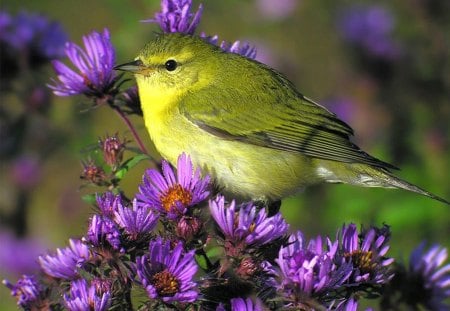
(176, 216, 203, 241)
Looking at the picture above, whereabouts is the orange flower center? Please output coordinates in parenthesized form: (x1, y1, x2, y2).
(151, 269, 179, 296)
(160, 184, 193, 212)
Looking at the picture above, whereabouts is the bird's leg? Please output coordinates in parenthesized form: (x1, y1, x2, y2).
(253, 199, 281, 217)
(268, 200, 281, 216)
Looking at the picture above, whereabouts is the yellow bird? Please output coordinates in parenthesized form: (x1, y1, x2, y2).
(115, 33, 448, 206)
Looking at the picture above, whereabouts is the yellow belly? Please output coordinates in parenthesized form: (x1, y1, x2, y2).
(144, 108, 321, 201)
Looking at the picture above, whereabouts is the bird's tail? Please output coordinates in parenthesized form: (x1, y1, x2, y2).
(376, 170, 449, 205)
(320, 161, 449, 205)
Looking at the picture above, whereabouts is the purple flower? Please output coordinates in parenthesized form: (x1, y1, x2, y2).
(120, 85, 141, 113)
(0, 231, 46, 275)
(96, 191, 122, 218)
(209, 195, 288, 248)
(407, 243, 450, 310)
(85, 214, 122, 251)
(321, 97, 355, 125)
(48, 28, 117, 97)
(337, 4, 401, 59)
(99, 134, 127, 168)
(136, 237, 198, 302)
(143, 0, 203, 34)
(201, 33, 257, 59)
(337, 224, 394, 285)
(217, 297, 265, 311)
(64, 278, 111, 311)
(275, 231, 352, 308)
(39, 239, 93, 279)
(0, 11, 67, 60)
(3, 275, 45, 309)
(137, 153, 210, 220)
(114, 199, 159, 241)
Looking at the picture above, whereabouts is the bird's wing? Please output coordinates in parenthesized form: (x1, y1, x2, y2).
(180, 62, 396, 170)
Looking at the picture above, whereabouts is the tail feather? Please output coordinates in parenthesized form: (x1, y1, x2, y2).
(380, 171, 449, 205)
(319, 161, 449, 205)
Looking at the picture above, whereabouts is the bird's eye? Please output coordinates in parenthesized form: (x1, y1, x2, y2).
(165, 59, 178, 71)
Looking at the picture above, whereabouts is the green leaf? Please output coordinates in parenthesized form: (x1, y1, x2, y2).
(82, 193, 97, 205)
(114, 154, 152, 181)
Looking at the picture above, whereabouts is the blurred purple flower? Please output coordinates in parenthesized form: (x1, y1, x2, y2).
(85, 215, 122, 251)
(0, 231, 46, 275)
(136, 237, 198, 302)
(209, 195, 288, 248)
(137, 153, 210, 220)
(114, 199, 159, 241)
(321, 97, 355, 125)
(337, 4, 401, 60)
(39, 239, 93, 280)
(0, 11, 67, 60)
(143, 0, 203, 35)
(3, 275, 45, 309)
(49, 28, 117, 97)
(256, 0, 299, 21)
(64, 278, 112, 311)
(407, 243, 450, 310)
(337, 224, 394, 285)
(275, 231, 352, 308)
(9, 155, 42, 190)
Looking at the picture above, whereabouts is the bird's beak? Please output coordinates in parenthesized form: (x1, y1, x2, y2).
(114, 60, 153, 75)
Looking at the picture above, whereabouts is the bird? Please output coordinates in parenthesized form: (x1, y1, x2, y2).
(115, 33, 449, 206)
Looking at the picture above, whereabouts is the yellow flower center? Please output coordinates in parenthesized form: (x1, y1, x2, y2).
(160, 184, 193, 212)
(345, 250, 376, 274)
(151, 269, 180, 296)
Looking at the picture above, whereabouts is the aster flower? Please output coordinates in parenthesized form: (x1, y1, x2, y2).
(85, 214, 122, 251)
(48, 28, 117, 97)
(114, 199, 159, 241)
(0, 230, 46, 275)
(137, 153, 210, 220)
(217, 297, 265, 311)
(119, 85, 142, 115)
(396, 243, 450, 310)
(275, 231, 352, 308)
(96, 191, 122, 218)
(337, 4, 401, 60)
(0, 11, 67, 61)
(99, 133, 127, 168)
(209, 195, 288, 249)
(39, 239, 93, 279)
(136, 237, 198, 303)
(80, 159, 108, 186)
(144, 0, 203, 35)
(337, 224, 394, 285)
(64, 278, 111, 311)
(3, 275, 45, 309)
(201, 33, 257, 59)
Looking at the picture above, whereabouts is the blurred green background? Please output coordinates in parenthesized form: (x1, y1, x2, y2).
(1, 0, 449, 309)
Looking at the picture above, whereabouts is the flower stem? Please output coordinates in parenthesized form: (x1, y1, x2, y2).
(112, 105, 148, 155)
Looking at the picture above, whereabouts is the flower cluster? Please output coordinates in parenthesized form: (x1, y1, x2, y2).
(3, 1, 450, 310)
(4, 152, 450, 310)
